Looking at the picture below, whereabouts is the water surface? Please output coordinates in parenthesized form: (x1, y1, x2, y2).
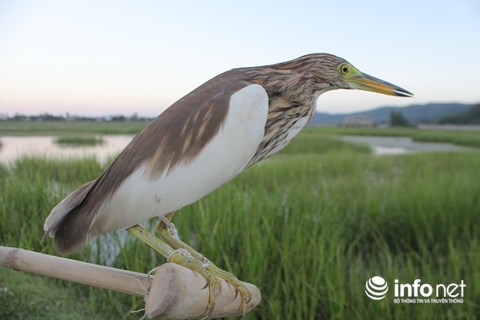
(1, 134, 475, 165)
(0, 135, 134, 165)
(338, 135, 475, 155)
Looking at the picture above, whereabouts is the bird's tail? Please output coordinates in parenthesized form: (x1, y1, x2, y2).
(43, 180, 97, 255)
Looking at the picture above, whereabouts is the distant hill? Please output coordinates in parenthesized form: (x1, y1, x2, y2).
(436, 104, 480, 124)
(310, 103, 473, 125)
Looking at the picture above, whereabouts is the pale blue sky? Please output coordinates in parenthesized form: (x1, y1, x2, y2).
(1, 0, 479, 116)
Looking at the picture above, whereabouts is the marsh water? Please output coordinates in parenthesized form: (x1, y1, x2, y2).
(338, 135, 475, 155)
(0, 134, 475, 165)
(0, 135, 134, 165)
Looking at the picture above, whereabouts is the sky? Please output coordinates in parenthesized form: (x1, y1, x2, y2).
(0, 0, 479, 117)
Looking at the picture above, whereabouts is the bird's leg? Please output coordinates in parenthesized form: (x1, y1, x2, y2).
(127, 224, 220, 318)
(127, 224, 175, 258)
(155, 214, 252, 317)
(158, 212, 179, 239)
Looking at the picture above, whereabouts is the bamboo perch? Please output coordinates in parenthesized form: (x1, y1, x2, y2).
(0, 246, 261, 319)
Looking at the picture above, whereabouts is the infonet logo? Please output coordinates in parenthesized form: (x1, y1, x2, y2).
(365, 276, 388, 300)
(365, 276, 466, 304)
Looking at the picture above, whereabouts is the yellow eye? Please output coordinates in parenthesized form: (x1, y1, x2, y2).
(339, 63, 349, 75)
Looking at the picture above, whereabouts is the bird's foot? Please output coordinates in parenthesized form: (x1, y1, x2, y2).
(127, 225, 246, 318)
(156, 218, 252, 317)
(204, 261, 252, 318)
(167, 248, 221, 318)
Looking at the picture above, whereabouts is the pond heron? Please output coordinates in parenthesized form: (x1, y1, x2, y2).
(44, 53, 412, 317)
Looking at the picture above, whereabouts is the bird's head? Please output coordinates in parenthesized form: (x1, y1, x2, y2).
(301, 53, 413, 98)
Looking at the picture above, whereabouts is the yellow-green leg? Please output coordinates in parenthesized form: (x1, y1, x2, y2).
(127, 224, 220, 318)
(156, 213, 252, 317)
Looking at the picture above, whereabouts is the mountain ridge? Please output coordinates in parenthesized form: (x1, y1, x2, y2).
(311, 103, 474, 125)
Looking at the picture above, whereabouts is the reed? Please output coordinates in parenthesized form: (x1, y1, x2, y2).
(55, 136, 104, 146)
(0, 131, 478, 319)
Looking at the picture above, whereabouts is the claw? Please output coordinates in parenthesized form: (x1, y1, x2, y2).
(233, 288, 239, 300)
(202, 280, 209, 290)
(204, 264, 252, 317)
(168, 249, 221, 317)
(237, 285, 251, 318)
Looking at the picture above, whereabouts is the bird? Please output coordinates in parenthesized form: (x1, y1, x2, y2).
(43, 53, 412, 316)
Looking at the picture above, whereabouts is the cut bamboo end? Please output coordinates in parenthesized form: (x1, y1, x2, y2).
(0, 246, 261, 319)
(145, 263, 261, 319)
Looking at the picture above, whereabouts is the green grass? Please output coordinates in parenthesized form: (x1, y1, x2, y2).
(0, 120, 148, 136)
(55, 136, 104, 146)
(0, 269, 119, 320)
(0, 131, 479, 319)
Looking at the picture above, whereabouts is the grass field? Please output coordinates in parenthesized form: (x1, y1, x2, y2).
(55, 136, 105, 146)
(0, 120, 149, 136)
(0, 128, 479, 319)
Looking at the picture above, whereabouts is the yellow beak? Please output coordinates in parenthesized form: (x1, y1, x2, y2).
(349, 73, 413, 97)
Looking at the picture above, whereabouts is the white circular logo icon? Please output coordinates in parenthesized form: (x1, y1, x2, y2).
(365, 276, 388, 300)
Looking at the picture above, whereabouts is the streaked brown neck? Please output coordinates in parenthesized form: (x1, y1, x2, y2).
(241, 66, 318, 166)
(243, 65, 315, 104)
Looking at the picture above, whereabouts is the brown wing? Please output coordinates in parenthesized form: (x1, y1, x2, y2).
(44, 68, 253, 255)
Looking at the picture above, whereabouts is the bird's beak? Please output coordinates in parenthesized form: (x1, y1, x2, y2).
(349, 72, 413, 97)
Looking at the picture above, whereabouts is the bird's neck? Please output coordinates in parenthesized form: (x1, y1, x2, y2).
(253, 68, 318, 121)
(242, 67, 318, 166)
(245, 67, 315, 105)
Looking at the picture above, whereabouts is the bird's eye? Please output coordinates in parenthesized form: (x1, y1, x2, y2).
(339, 64, 349, 75)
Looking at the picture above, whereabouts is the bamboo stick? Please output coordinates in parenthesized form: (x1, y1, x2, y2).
(0, 246, 149, 296)
(0, 246, 261, 319)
